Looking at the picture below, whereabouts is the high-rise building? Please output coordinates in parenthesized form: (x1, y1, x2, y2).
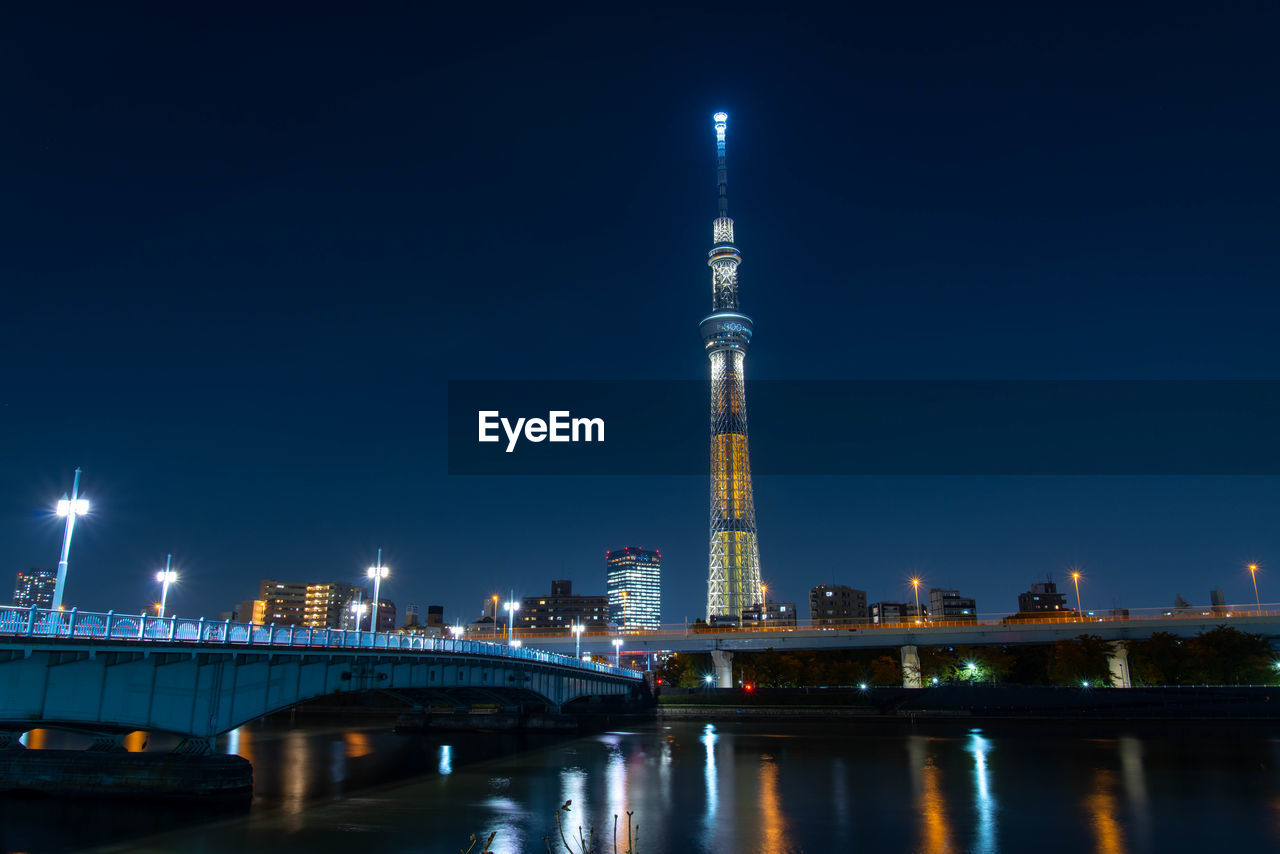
(425, 605, 444, 629)
(701, 112, 764, 623)
(809, 585, 868, 625)
(1017, 581, 1067, 614)
(929, 588, 977, 622)
(521, 580, 610, 630)
(258, 580, 308, 626)
(304, 583, 359, 629)
(606, 547, 661, 630)
(404, 602, 421, 627)
(12, 569, 56, 609)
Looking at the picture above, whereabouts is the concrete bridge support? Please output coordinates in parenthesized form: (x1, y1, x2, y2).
(1108, 641, 1132, 688)
(710, 649, 734, 688)
(900, 645, 922, 688)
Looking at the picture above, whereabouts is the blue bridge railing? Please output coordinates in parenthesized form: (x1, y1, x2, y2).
(0, 605, 640, 680)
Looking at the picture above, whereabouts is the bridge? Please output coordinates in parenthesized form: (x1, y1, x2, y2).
(0, 606, 644, 753)
(492, 608, 1280, 689)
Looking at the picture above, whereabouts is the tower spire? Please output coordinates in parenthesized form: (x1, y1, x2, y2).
(700, 110, 762, 630)
(714, 111, 729, 217)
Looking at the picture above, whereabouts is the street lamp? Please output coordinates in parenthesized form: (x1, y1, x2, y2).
(1071, 571, 1083, 618)
(448, 623, 464, 639)
(155, 554, 177, 619)
(366, 548, 388, 633)
(612, 637, 623, 667)
(51, 468, 90, 612)
(910, 578, 922, 624)
(350, 599, 367, 632)
(1249, 564, 1261, 614)
(572, 620, 585, 659)
(504, 591, 520, 645)
(760, 584, 768, 622)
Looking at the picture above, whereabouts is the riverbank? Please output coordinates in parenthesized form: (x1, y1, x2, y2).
(659, 684, 1280, 720)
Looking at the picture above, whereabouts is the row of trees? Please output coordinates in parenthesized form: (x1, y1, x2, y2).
(658, 627, 1279, 688)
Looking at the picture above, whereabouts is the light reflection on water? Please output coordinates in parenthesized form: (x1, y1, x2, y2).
(10, 721, 1280, 854)
(969, 731, 996, 854)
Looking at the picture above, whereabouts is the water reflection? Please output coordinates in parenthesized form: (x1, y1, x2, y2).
(1118, 736, 1148, 850)
(1085, 768, 1128, 854)
(909, 736, 957, 854)
(968, 731, 996, 854)
(281, 730, 311, 830)
(702, 723, 719, 851)
(758, 753, 789, 854)
(438, 744, 454, 776)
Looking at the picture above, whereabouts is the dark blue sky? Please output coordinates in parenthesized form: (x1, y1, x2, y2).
(3, 5, 1279, 622)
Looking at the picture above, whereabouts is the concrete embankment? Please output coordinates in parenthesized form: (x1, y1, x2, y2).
(0, 750, 252, 802)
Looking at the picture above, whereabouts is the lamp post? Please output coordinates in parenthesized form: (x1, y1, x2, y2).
(1071, 571, 1083, 619)
(366, 549, 388, 633)
(449, 623, 464, 640)
(155, 554, 177, 619)
(612, 637, 623, 668)
(620, 589, 629, 633)
(504, 592, 519, 645)
(761, 583, 768, 622)
(910, 578, 922, 624)
(572, 620, 585, 659)
(1249, 564, 1261, 614)
(51, 468, 90, 612)
(350, 598, 367, 632)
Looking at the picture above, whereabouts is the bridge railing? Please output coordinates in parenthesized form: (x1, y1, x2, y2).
(0, 605, 640, 680)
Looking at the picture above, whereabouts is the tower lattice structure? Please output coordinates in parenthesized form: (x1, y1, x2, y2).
(700, 112, 762, 623)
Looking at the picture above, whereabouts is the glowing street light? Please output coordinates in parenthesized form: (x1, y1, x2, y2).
(366, 548, 388, 632)
(1248, 564, 1261, 614)
(910, 578, 923, 624)
(1071, 571, 1084, 619)
(51, 468, 90, 612)
(504, 592, 519, 645)
(155, 554, 177, 619)
(350, 599, 368, 631)
(760, 584, 768, 622)
(612, 637, 623, 667)
(448, 623, 464, 639)
(572, 620, 585, 659)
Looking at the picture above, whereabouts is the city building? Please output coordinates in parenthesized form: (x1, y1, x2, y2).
(304, 583, 359, 629)
(404, 602, 420, 628)
(520, 580, 609, 630)
(234, 599, 266, 624)
(259, 580, 308, 626)
(809, 585, 868, 625)
(870, 602, 927, 624)
(741, 601, 797, 627)
(701, 112, 764, 624)
(1017, 581, 1068, 614)
(12, 568, 56, 609)
(606, 547, 661, 631)
(425, 605, 444, 630)
(928, 588, 977, 622)
(371, 600, 396, 632)
(1210, 589, 1227, 615)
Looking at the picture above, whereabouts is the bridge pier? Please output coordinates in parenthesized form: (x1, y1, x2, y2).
(710, 649, 734, 688)
(900, 645, 922, 688)
(1108, 641, 1131, 688)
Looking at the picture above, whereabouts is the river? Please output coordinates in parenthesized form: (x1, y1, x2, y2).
(3, 717, 1279, 853)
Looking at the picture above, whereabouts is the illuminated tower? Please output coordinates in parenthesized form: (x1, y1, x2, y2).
(701, 111, 762, 623)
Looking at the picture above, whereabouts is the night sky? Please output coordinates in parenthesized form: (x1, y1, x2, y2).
(3, 5, 1279, 624)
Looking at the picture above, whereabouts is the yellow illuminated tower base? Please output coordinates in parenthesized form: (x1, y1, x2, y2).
(701, 111, 762, 623)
